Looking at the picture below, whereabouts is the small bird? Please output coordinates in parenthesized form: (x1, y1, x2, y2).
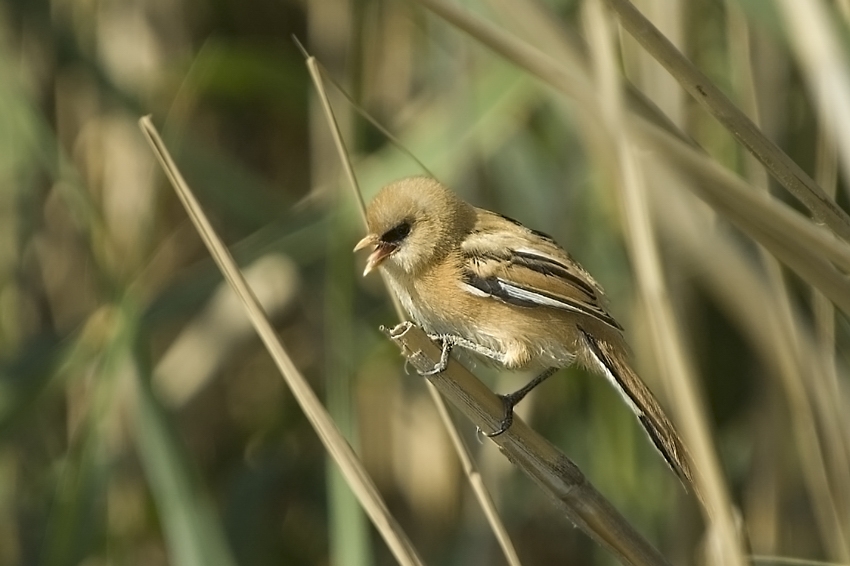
(354, 176, 694, 488)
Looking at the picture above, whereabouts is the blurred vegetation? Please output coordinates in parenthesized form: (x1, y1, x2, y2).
(0, 0, 849, 564)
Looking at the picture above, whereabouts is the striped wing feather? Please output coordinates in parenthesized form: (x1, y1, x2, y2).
(461, 210, 621, 331)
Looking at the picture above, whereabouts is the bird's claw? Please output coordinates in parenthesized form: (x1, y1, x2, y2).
(417, 355, 449, 377)
(484, 394, 517, 438)
(387, 321, 414, 338)
(417, 358, 448, 376)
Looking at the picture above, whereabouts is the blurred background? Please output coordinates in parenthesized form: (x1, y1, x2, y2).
(1, 0, 849, 564)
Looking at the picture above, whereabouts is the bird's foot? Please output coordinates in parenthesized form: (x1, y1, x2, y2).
(483, 368, 558, 436)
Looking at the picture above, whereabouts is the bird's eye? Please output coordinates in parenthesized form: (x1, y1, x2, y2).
(380, 221, 411, 244)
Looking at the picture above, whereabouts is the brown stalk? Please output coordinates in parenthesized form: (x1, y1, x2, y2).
(138, 116, 426, 566)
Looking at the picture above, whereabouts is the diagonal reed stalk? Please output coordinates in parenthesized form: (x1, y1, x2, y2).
(138, 116, 426, 566)
(389, 322, 674, 566)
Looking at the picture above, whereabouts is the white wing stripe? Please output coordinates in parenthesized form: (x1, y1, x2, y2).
(459, 281, 491, 298)
(497, 279, 587, 314)
(513, 247, 566, 266)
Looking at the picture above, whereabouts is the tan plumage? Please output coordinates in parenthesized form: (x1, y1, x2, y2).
(354, 176, 695, 490)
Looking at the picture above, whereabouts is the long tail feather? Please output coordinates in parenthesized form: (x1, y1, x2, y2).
(578, 328, 696, 492)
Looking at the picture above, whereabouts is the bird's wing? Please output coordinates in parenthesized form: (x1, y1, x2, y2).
(462, 210, 697, 492)
(460, 210, 623, 331)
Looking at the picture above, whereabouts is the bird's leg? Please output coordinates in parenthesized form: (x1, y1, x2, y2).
(426, 333, 507, 363)
(485, 367, 559, 437)
(419, 333, 507, 376)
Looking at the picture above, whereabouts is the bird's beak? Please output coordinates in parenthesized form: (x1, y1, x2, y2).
(354, 234, 396, 276)
(353, 234, 377, 252)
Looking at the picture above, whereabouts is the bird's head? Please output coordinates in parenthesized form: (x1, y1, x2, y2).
(354, 177, 474, 277)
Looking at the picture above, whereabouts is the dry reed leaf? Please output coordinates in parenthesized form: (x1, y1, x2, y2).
(636, 121, 850, 316)
(601, 0, 850, 241)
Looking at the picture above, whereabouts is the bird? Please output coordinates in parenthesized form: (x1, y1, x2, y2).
(354, 175, 694, 489)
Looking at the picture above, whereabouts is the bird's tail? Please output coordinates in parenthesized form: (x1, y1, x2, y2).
(578, 328, 697, 494)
